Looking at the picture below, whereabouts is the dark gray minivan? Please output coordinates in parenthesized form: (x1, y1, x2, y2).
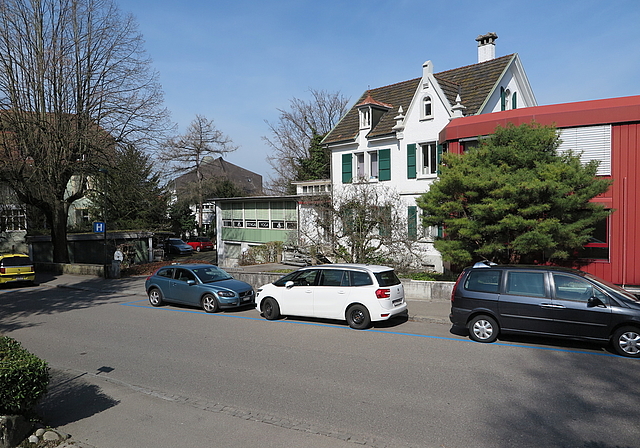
(450, 262, 640, 357)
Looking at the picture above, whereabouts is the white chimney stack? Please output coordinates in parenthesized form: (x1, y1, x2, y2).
(476, 32, 498, 63)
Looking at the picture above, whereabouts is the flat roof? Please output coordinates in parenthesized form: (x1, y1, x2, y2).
(440, 95, 640, 142)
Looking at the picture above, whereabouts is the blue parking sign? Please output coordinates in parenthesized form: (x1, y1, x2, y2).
(93, 222, 106, 233)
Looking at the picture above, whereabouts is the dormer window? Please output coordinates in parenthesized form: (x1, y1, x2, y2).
(359, 107, 371, 129)
(422, 96, 433, 119)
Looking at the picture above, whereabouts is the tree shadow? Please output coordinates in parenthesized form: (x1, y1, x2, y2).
(36, 369, 120, 427)
(0, 273, 144, 333)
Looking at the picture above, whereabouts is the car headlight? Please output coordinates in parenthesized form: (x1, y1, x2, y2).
(217, 291, 235, 298)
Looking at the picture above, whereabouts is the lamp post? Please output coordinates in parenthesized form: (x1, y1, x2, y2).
(98, 168, 109, 278)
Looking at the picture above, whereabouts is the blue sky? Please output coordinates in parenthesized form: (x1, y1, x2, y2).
(120, 0, 640, 182)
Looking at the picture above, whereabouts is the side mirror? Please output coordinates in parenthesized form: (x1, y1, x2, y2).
(187, 280, 196, 286)
(587, 296, 605, 308)
(285, 281, 294, 289)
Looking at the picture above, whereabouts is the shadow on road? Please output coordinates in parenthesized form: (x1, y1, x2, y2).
(36, 369, 120, 427)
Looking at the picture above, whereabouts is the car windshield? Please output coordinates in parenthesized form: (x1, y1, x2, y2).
(192, 266, 233, 283)
(374, 270, 401, 287)
(586, 274, 640, 302)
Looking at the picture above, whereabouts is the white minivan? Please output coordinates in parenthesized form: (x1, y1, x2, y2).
(256, 264, 407, 329)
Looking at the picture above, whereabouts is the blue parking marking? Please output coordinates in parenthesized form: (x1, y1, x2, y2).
(121, 299, 627, 359)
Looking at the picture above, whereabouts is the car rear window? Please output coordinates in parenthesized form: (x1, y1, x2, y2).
(374, 270, 401, 287)
(464, 270, 501, 293)
(0, 256, 32, 267)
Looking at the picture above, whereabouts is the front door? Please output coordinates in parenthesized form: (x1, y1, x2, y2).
(550, 273, 612, 339)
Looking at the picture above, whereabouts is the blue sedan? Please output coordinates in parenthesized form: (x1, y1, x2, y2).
(145, 264, 255, 312)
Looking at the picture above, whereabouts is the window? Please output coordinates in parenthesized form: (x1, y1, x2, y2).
(506, 271, 546, 297)
(0, 208, 26, 231)
(465, 270, 501, 293)
(422, 96, 432, 119)
(420, 142, 438, 175)
(553, 274, 606, 303)
(579, 216, 609, 260)
(356, 153, 365, 179)
(351, 271, 373, 286)
(360, 108, 371, 128)
(369, 151, 378, 179)
(319, 270, 345, 286)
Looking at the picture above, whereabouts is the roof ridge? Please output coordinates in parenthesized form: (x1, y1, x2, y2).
(435, 53, 515, 77)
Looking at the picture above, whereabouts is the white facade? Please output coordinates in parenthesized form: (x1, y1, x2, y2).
(324, 35, 537, 272)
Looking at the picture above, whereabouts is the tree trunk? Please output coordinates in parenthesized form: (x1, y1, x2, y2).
(50, 202, 70, 263)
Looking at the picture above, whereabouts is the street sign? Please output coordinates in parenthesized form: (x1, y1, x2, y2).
(93, 221, 106, 233)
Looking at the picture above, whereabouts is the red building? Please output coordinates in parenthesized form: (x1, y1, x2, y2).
(439, 95, 640, 287)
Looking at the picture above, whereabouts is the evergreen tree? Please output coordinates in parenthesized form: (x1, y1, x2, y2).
(89, 145, 168, 230)
(416, 122, 612, 266)
(297, 133, 330, 182)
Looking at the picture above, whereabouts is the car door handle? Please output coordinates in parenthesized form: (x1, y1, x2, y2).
(541, 303, 566, 309)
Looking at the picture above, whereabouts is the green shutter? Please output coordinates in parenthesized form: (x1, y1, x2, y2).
(407, 144, 416, 179)
(512, 91, 517, 109)
(500, 87, 506, 111)
(379, 149, 391, 181)
(342, 154, 352, 183)
(436, 144, 443, 174)
(408, 206, 417, 240)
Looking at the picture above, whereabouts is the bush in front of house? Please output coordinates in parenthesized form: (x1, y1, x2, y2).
(0, 336, 50, 415)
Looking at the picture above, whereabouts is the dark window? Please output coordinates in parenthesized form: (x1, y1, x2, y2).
(157, 268, 174, 279)
(0, 256, 32, 267)
(274, 269, 319, 287)
(374, 270, 401, 287)
(319, 270, 344, 286)
(464, 270, 501, 293)
(506, 271, 546, 297)
(350, 271, 373, 286)
(553, 274, 598, 303)
(175, 269, 196, 282)
(580, 217, 609, 260)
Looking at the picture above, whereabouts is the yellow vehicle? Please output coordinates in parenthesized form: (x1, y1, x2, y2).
(0, 253, 35, 285)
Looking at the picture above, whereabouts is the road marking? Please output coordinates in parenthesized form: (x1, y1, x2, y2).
(120, 299, 628, 359)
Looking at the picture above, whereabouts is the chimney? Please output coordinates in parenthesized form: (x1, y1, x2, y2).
(476, 32, 498, 63)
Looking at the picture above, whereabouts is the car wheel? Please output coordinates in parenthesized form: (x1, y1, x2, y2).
(262, 297, 280, 320)
(612, 326, 640, 357)
(196, 246, 201, 252)
(201, 294, 219, 313)
(468, 314, 499, 343)
(346, 304, 371, 330)
(148, 288, 164, 307)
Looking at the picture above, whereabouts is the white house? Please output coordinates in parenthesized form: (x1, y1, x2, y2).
(322, 33, 537, 272)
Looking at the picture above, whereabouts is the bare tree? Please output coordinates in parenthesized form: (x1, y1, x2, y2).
(263, 89, 349, 194)
(160, 114, 237, 233)
(299, 182, 421, 269)
(0, 0, 171, 263)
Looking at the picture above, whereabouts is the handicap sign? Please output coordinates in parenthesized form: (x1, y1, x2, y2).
(93, 222, 106, 233)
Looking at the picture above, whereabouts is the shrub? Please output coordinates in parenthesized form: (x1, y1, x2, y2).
(0, 336, 50, 415)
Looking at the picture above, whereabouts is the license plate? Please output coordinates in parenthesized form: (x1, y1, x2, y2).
(15, 276, 25, 280)
(393, 299, 403, 306)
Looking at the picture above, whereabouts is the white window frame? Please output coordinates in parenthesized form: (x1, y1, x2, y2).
(421, 96, 433, 120)
(418, 141, 438, 177)
(369, 151, 379, 180)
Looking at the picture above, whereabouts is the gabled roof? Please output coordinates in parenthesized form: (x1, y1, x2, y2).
(173, 156, 263, 196)
(323, 54, 515, 145)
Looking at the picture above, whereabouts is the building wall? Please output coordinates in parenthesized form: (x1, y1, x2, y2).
(440, 96, 640, 286)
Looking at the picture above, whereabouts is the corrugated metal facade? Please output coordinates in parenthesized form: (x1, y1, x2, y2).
(440, 96, 640, 286)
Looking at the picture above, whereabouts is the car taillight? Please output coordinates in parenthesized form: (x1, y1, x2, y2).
(375, 288, 390, 299)
(451, 273, 464, 302)
(0, 268, 4, 274)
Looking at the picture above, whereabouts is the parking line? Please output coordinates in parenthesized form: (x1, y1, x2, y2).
(120, 299, 627, 359)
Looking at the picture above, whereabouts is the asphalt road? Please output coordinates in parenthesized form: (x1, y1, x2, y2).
(1, 279, 639, 448)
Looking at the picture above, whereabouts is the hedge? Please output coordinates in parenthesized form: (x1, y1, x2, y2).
(0, 336, 50, 415)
